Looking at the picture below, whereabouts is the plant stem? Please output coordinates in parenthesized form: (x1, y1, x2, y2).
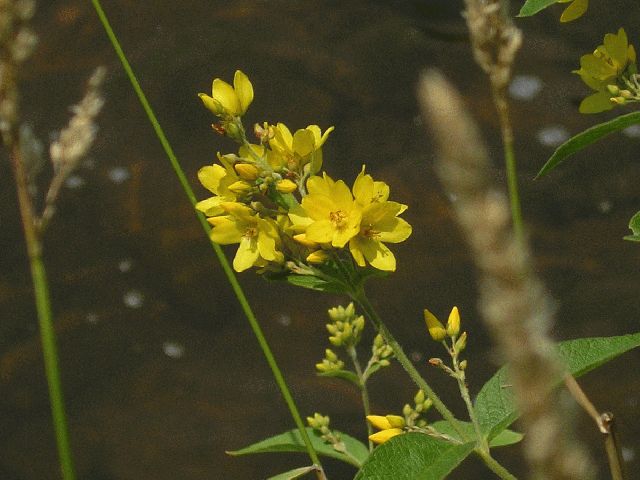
(492, 89, 524, 248)
(347, 346, 373, 451)
(11, 144, 76, 480)
(89, 1, 325, 476)
(451, 345, 487, 452)
(351, 288, 469, 442)
(476, 448, 518, 480)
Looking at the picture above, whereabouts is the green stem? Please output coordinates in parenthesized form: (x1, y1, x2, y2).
(492, 88, 524, 248)
(11, 145, 76, 480)
(351, 288, 469, 442)
(455, 368, 487, 451)
(89, 1, 325, 476)
(347, 346, 373, 451)
(476, 447, 518, 480)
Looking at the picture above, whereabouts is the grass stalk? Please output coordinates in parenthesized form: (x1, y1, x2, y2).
(89, 0, 325, 474)
(11, 144, 76, 480)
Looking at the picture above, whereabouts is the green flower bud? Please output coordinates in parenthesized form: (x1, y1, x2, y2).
(455, 332, 467, 352)
(402, 404, 412, 417)
(414, 390, 425, 405)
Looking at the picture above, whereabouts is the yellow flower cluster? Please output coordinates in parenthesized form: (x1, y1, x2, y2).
(575, 28, 639, 113)
(196, 71, 412, 273)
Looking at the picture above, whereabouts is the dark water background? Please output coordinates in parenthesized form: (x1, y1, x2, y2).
(1, 0, 639, 478)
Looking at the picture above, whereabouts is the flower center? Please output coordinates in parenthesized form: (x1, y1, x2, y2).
(244, 227, 258, 238)
(330, 210, 347, 228)
(363, 225, 380, 239)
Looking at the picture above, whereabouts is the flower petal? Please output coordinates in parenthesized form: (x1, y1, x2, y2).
(579, 91, 614, 114)
(198, 164, 228, 194)
(306, 220, 334, 244)
(195, 196, 225, 216)
(378, 217, 412, 243)
(212, 78, 240, 115)
(233, 70, 254, 115)
(210, 217, 244, 244)
(233, 236, 259, 272)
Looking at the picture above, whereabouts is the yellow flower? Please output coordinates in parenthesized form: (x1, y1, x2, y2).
(198, 70, 254, 117)
(423, 308, 446, 342)
(301, 173, 362, 248)
(558, 0, 588, 23)
(574, 28, 638, 113)
(349, 167, 412, 271)
(195, 160, 239, 216)
(366, 415, 405, 445)
(208, 202, 282, 272)
(352, 166, 390, 207)
(348, 201, 412, 271)
(268, 123, 334, 174)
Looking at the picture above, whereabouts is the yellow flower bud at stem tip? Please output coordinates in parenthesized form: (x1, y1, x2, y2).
(424, 308, 446, 342)
(446, 306, 460, 337)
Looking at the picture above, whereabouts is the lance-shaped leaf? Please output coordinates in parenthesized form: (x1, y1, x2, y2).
(228, 427, 369, 467)
(354, 433, 475, 480)
(518, 0, 562, 17)
(475, 333, 640, 440)
(428, 420, 523, 448)
(267, 466, 319, 480)
(536, 111, 640, 178)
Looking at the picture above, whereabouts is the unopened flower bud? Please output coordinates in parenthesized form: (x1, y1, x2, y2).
(611, 96, 627, 105)
(373, 334, 384, 348)
(366, 415, 392, 430)
(446, 306, 460, 337)
(307, 250, 329, 264)
(369, 428, 403, 445)
(455, 331, 467, 352)
(293, 233, 318, 249)
(620, 89, 633, 99)
(429, 357, 443, 367)
(402, 404, 412, 417)
(225, 121, 242, 142)
(276, 179, 297, 193)
(234, 163, 259, 180)
(606, 84, 620, 95)
(385, 415, 406, 428)
(459, 360, 468, 370)
(414, 390, 425, 405)
(325, 349, 338, 362)
(424, 308, 446, 342)
(228, 180, 253, 194)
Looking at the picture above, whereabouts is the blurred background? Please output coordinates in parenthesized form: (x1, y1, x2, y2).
(1, 0, 639, 478)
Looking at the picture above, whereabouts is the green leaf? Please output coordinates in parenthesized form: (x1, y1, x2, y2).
(318, 369, 361, 386)
(518, 0, 561, 17)
(536, 111, 640, 178)
(354, 433, 474, 480)
(228, 427, 369, 468)
(624, 211, 640, 242)
(267, 466, 318, 480)
(475, 333, 640, 440)
(281, 273, 346, 294)
(429, 421, 523, 448)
